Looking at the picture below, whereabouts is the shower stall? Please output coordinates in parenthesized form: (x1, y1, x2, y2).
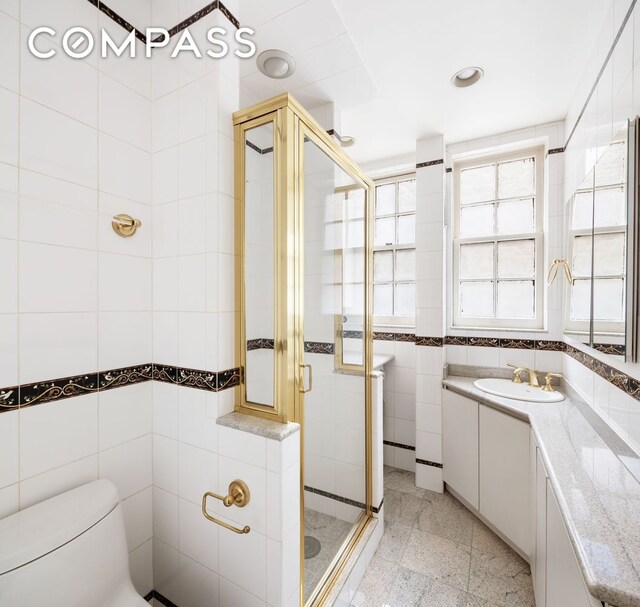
(233, 94, 376, 605)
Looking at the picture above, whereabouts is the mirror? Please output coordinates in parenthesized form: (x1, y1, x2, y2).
(564, 120, 638, 360)
(244, 121, 275, 406)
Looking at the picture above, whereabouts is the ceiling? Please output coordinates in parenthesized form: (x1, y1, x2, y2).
(240, 0, 612, 163)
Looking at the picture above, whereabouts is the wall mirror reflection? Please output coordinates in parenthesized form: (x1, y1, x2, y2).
(564, 119, 639, 360)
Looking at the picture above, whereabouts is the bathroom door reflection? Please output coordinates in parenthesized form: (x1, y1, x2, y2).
(244, 121, 275, 407)
(301, 135, 367, 603)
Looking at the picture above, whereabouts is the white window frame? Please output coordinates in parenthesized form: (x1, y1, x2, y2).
(373, 172, 416, 328)
(452, 145, 546, 330)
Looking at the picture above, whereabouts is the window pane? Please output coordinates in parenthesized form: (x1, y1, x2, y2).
(324, 222, 343, 250)
(570, 279, 591, 321)
(397, 214, 416, 245)
(594, 186, 626, 228)
(572, 190, 594, 231)
(595, 142, 625, 187)
(572, 235, 592, 277)
(459, 281, 494, 317)
(374, 284, 393, 316)
(344, 249, 364, 283)
(344, 283, 364, 317)
(460, 243, 493, 279)
(460, 204, 494, 238)
(396, 249, 415, 281)
(395, 283, 415, 316)
(375, 184, 395, 216)
(347, 189, 365, 219)
(593, 278, 624, 321)
(460, 165, 495, 204)
(346, 219, 364, 248)
(497, 281, 534, 318)
(593, 233, 625, 276)
(497, 198, 534, 235)
(398, 179, 416, 212)
(373, 250, 393, 282)
(375, 217, 395, 246)
(498, 157, 535, 199)
(498, 239, 535, 279)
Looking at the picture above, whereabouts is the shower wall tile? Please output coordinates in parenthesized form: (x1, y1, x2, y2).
(99, 133, 152, 204)
(0, 11, 18, 92)
(20, 98, 98, 188)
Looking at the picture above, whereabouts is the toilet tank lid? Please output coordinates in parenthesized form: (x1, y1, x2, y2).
(0, 479, 120, 575)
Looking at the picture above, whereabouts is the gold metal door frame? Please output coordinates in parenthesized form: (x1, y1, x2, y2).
(233, 93, 375, 607)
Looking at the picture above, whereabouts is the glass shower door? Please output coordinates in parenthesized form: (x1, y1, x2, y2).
(300, 132, 370, 604)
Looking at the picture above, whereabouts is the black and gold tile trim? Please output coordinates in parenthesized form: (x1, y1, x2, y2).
(0, 363, 241, 414)
(246, 338, 275, 351)
(304, 341, 335, 355)
(145, 590, 179, 607)
(416, 159, 444, 169)
(85, 0, 241, 48)
(383, 440, 443, 469)
(304, 485, 383, 514)
(548, 147, 565, 155)
(415, 336, 443, 347)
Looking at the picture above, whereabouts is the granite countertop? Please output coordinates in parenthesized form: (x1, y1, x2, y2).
(443, 375, 640, 607)
(216, 412, 300, 441)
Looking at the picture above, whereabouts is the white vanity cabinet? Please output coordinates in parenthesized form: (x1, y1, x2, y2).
(442, 389, 479, 509)
(479, 404, 531, 556)
(546, 479, 601, 607)
(442, 387, 603, 607)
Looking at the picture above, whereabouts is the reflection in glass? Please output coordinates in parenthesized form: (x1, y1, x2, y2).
(302, 135, 367, 602)
(244, 122, 275, 407)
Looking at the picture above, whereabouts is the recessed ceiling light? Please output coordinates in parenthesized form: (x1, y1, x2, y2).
(451, 66, 484, 88)
(339, 135, 356, 147)
(257, 49, 296, 79)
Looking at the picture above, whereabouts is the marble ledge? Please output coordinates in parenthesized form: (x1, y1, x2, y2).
(216, 411, 300, 441)
(443, 374, 640, 607)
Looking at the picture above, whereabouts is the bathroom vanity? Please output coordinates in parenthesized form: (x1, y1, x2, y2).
(442, 376, 640, 607)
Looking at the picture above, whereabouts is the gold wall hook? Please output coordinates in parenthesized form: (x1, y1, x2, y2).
(201, 480, 251, 534)
(112, 214, 142, 238)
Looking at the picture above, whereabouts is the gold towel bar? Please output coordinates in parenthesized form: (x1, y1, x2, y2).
(202, 480, 251, 535)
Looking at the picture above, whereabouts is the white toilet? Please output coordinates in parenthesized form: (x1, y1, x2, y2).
(0, 479, 148, 606)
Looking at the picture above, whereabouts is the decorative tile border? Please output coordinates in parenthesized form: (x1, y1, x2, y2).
(304, 341, 335, 355)
(548, 147, 565, 155)
(85, 0, 241, 48)
(145, 590, 179, 607)
(0, 363, 241, 414)
(416, 159, 444, 169)
(304, 485, 383, 514)
(247, 338, 275, 351)
(383, 440, 443, 469)
(415, 336, 443, 347)
(416, 458, 443, 469)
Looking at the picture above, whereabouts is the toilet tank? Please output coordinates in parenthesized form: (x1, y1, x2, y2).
(0, 480, 144, 607)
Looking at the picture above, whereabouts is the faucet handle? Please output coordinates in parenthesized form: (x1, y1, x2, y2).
(543, 372, 563, 392)
(507, 363, 524, 384)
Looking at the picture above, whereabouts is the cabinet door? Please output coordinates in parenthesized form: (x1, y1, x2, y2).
(534, 448, 547, 607)
(546, 481, 599, 607)
(479, 405, 530, 555)
(442, 389, 479, 509)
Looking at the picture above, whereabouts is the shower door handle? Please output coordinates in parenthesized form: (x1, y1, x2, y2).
(299, 364, 313, 393)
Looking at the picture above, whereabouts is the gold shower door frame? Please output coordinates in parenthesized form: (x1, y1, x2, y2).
(233, 93, 375, 606)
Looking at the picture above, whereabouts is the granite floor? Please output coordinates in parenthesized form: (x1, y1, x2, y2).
(304, 507, 355, 601)
(352, 467, 536, 607)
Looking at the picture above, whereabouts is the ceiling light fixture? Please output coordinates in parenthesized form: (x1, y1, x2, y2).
(339, 135, 356, 147)
(257, 49, 296, 79)
(451, 66, 484, 88)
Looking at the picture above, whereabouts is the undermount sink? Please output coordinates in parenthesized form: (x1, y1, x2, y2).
(473, 378, 565, 403)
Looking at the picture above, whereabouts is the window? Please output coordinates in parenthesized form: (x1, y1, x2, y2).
(373, 174, 416, 324)
(452, 146, 545, 329)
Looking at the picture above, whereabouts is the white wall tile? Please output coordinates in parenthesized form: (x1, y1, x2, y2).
(0, 483, 19, 518)
(19, 312, 97, 383)
(19, 454, 98, 509)
(153, 486, 180, 548)
(20, 394, 98, 479)
(0, 88, 18, 166)
(99, 134, 151, 203)
(0, 410, 19, 488)
(153, 434, 179, 493)
(99, 253, 152, 311)
(178, 442, 218, 506)
(179, 497, 219, 571)
(121, 486, 153, 551)
(99, 434, 152, 499)
(20, 98, 97, 187)
(99, 383, 152, 450)
(129, 538, 154, 597)
(0, 11, 18, 93)
(154, 539, 181, 603)
(98, 311, 152, 368)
